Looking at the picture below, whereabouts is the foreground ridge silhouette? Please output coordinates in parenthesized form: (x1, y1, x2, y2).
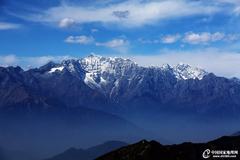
(96, 136, 240, 160)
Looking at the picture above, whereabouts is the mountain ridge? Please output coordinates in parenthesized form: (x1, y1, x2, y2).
(1, 54, 240, 116)
(96, 136, 240, 160)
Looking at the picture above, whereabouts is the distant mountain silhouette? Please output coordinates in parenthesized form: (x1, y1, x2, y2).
(232, 131, 240, 136)
(96, 136, 240, 160)
(46, 141, 127, 160)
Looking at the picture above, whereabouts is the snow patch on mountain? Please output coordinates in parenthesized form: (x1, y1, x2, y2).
(173, 63, 207, 80)
(49, 66, 64, 73)
(79, 54, 137, 76)
(84, 72, 101, 89)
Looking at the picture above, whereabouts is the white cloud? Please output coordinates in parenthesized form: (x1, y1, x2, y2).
(138, 34, 181, 44)
(211, 32, 226, 41)
(138, 32, 237, 45)
(0, 22, 21, 30)
(25, 0, 220, 28)
(96, 39, 128, 48)
(183, 32, 225, 44)
(64, 36, 129, 51)
(225, 34, 240, 41)
(130, 48, 240, 78)
(58, 18, 75, 28)
(161, 34, 181, 44)
(216, 0, 240, 4)
(25, 55, 73, 67)
(216, 0, 240, 6)
(65, 35, 94, 44)
(215, 0, 240, 15)
(138, 38, 160, 44)
(0, 55, 73, 69)
(0, 55, 18, 66)
(234, 6, 240, 15)
(91, 28, 99, 33)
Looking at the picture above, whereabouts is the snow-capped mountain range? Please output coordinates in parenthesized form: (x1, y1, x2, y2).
(46, 54, 208, 92)
(0, 54, 240, 116)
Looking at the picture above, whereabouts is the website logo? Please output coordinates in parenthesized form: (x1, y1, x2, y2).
(202, 149, 238, 159)
(202, 149, 211, 159)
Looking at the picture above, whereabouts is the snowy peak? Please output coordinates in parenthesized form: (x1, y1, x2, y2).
(173, 63, 207, 80)
(155, 63, 207, 80)
(44, 55, 208, 83)
(79, 54, 137, 75)
(79, 54, 138, 90)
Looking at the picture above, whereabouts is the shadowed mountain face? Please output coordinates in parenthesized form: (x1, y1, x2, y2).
(96, 136, 240, 160)
(46, 141, 128, 160)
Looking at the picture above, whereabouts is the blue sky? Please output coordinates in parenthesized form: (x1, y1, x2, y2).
(1, 0, 240, 77)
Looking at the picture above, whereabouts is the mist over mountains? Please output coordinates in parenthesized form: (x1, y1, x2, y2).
(0, 54, 240, 159)
(45, 141, 128, 160)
